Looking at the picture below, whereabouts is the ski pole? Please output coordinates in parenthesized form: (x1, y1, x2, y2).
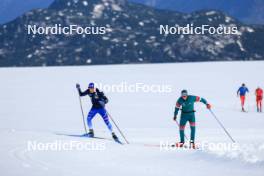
(209, 109, 236, 143)
(77, 91, 88, 134)
(175, 119, 189, 141)
(106, 111, 129, 144)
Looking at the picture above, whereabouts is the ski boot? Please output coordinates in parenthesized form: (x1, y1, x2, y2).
(87, 129, 94, 137)
(190, 140, 197, 149)
(172, 142, 184, 148)
(242, 107, 246, 112)
(112, 132, 118, 140)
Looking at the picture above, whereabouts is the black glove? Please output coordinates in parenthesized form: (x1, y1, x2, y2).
(98, 100, 106, 108)
(76, 83, 80, 89)
(173, 116, 177, 121)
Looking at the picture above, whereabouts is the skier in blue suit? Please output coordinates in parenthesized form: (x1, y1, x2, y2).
(237, 83, 249, 112)
(76, 83, 118, 140)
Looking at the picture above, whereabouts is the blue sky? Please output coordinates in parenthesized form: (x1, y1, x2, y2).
(0, 0, 263, 24)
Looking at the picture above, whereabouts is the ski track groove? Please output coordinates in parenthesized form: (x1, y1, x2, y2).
(9, 146, 50, 170)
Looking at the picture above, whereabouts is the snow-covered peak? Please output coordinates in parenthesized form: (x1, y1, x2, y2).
(49, 0, 127, 9)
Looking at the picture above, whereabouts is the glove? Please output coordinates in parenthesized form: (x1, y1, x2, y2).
(76, 83, 80, 89)
(173, 116, 177, 121)
(206, 104, 211, 109)
(98, 100, 106, 107)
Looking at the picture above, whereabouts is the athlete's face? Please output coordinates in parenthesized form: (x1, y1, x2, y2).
(89, 88, 95, 93)
(182, 96, 187, 100)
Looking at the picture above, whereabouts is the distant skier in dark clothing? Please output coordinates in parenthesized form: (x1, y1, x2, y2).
(237, 83, 249, 112)
(76, 83, 118, 140)
(173, 90, 211, 149)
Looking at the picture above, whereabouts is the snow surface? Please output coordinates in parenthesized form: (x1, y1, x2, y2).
(0, 61, 264, 176)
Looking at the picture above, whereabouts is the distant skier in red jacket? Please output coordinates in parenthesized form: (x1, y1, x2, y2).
(255, 87, 263, 112)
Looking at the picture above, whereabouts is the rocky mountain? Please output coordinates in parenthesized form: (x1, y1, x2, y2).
(0, 0, 263, 67)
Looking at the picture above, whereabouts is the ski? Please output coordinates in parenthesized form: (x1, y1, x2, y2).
(81, 133, 123, 145)
(56, 133, 109, 140)
(171, 145, 199, 150)
(143, 143, 199, 150)
(56, 133, 123, 144)
(79, 134, 124, 144)
(170, 144, 189, 149)
(113, 138, 123, 145)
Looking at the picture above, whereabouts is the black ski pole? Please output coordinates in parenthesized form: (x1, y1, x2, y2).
(77, 91, 88, 134)
(209, 109, 236, 143)
(175, 119, 189, 141)
(107, 111, 129, 144)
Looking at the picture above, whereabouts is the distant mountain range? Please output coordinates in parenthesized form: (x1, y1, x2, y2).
(0, 0, 264, 24)
(0, 0, 263, 67)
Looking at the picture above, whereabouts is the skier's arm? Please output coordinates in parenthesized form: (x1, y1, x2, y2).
(196, 96, 211, 109)
(96, 88, 109, 105)
(174, 100, 181, 120)
(76, 84, 90, 96)
(78, 89, 90, 96)
(103, 96, 109, 104)
(237, 88, 240, 96)
(246, 88, 249, 93)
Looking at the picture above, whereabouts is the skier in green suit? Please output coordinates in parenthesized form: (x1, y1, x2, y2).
(173, 90, 211, 149)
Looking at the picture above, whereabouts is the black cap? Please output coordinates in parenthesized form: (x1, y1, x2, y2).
(181, 90, 188, 96)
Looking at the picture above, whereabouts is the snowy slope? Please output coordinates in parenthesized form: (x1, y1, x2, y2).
(0, 61, 264, 176)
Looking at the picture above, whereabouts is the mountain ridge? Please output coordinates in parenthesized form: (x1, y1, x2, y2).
(0, 0, 263, 67)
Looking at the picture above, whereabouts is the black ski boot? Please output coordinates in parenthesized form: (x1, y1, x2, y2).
(112, 132, 118, 140)
(190, 140, 197, 149)
(87, 129, 94, 137)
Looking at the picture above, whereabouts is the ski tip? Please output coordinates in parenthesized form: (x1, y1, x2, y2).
(114, 138, 124, 145)
(112, 134, 124, 145)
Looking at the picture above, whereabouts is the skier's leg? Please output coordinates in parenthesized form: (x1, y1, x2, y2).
(260, 100, 262, 112)
(98, 108, 113, 132)
(240, 96, 243, 109)
(87, 108, 97, 130)
(179, 116, 188, 143)
(242, 96, 245, 107)
(240, 96, 245, 111)
(189, 115, 196, 142)
(257, 98, 260, 112)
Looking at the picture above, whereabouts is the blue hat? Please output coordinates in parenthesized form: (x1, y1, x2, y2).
(88, 82, 95, 88)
